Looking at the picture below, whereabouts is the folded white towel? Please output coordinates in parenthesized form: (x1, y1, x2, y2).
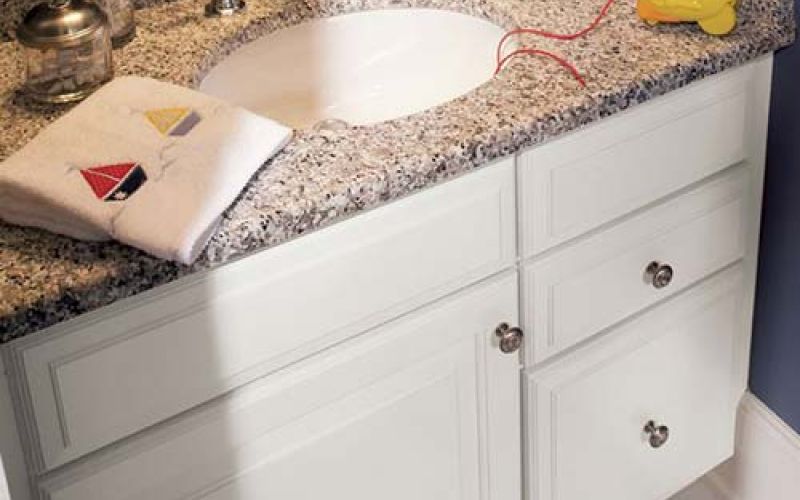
(0, 76, 293, 264)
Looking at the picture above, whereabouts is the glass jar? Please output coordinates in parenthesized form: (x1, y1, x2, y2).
(16, 0, 114, 104)
(97, 0, 136, 46)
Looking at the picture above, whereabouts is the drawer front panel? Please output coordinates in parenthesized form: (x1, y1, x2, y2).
(6, 159, 517, 471)
(523, 167, 748, 364)
(526, 268, 743, 500)
(41, 274, 521, 500)
(520, 64, 753, 257)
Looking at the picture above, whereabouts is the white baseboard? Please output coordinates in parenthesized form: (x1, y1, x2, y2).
(0, 455, 10, 500)
(705, 392, 800, 500)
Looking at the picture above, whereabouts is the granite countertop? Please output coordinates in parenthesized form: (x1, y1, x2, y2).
(0, 0, 794, 343)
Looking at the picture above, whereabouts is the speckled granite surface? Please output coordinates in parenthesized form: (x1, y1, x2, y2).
(0, 0, 795, 343)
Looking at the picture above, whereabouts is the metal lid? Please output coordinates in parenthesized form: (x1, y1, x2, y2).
(16, 0, 108, 49)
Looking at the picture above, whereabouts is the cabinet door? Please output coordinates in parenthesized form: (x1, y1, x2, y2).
(41, 274, 522, 500)
(526, 268, 744, 500)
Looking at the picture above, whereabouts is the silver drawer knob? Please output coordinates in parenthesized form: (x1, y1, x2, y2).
(645, 261, 674, 289)
(644, 420, 670, 448)
(495, 323, 524, 354)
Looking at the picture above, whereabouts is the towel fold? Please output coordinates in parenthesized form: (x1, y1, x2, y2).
(0, 76, 293, 264)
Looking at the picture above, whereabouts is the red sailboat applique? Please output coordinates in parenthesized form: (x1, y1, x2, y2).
(80, 163, 148, 202)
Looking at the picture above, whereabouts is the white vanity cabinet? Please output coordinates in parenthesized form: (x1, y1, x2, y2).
(38, 274, 522, 500)
(519, 56, 771, 500)
(0, 56, 773, 500)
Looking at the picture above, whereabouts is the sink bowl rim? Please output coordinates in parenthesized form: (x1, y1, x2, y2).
(192, 5, 518, 132)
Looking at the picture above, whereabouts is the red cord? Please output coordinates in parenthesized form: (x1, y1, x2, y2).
(496, 49, 587, 87)
(494, 0, 615, 86)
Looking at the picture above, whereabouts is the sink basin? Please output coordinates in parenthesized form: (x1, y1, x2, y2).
(199, 9, 504, 129)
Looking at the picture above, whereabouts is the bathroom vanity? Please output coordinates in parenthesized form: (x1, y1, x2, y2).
(0, 0, 794, 499)
(0, 56, 773, 499)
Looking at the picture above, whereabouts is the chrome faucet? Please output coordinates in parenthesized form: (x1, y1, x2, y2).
(205, 0, 245, 16)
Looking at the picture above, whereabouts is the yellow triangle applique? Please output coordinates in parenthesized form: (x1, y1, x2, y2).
(145, 107, 191, 136)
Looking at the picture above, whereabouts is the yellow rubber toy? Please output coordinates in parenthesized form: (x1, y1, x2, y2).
(637, 0, 738, 36)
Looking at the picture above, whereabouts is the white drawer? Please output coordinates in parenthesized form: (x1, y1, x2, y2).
(39, 274, 521, 500)
(526, 268, 744, 500)
(519, 63, 754, 257)
(3, 158, 516, 471)
(522, 167, 748, 364)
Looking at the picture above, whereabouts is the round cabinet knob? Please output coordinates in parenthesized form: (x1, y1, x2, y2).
(495, 323, 524, 354)
(644, 420, 670, 449)
(645, 261, 674, 289)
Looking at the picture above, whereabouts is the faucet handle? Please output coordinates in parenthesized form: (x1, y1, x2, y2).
(205, 0, 245, 16)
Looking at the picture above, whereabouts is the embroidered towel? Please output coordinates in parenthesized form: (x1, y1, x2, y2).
(0, 76, 293, 264)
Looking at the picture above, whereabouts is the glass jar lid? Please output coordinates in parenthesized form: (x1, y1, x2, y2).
(16, 0, 109, 49)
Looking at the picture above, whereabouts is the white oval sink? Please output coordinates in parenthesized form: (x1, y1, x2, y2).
(199, 9, 504, 129)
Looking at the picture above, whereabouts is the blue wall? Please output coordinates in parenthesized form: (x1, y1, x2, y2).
(749, 0, 800, 434)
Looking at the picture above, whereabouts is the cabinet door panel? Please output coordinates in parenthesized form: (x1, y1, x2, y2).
(526, 269, 743, 500)
(41, 274, 521, 500)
